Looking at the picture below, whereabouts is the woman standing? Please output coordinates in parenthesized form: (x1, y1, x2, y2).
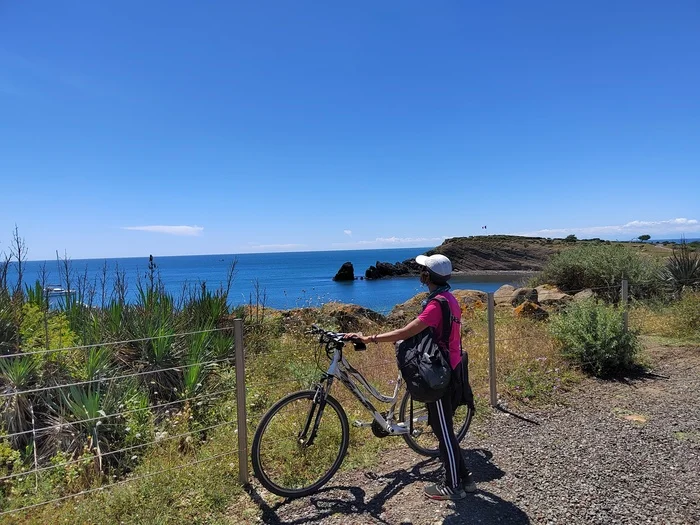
(345, 253, 475, 500)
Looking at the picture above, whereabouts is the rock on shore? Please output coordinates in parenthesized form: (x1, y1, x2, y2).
(332, 262, 355, 281)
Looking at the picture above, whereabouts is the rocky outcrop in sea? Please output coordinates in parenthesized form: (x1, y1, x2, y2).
(364, 260, 421, 280)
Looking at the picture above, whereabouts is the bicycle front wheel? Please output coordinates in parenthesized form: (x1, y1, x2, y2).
(399, 391, 473, 457)
(251, 390, 349, 498)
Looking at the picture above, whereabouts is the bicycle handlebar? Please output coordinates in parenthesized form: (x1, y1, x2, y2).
(309, 324, 366, 351)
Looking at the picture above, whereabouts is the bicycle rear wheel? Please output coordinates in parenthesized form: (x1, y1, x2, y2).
(251, 390, 349, 498)
(399, 390, 473, 457)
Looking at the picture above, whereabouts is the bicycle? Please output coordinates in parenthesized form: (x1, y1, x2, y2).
(251, 325, 473, 498)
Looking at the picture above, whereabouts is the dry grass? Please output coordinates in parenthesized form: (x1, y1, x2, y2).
(630, 294, 700, 345)
(464, 305, 581, 404)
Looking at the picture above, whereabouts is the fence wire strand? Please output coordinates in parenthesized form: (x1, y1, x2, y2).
(0, 355, 236, 399)
(0, 325, 236, 360)
(0, 357, 235, 398)
(0, 450, 238, 517)
(0, 419, 237, 483)
(2, 386, 239, 440)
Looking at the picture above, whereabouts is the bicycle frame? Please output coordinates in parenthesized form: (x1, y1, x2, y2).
(314, 339, 411, 437)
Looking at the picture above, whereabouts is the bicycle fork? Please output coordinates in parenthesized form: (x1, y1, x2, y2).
(298, 380, 332, 447)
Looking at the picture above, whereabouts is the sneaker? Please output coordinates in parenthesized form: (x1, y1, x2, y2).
(423, 482, 467, 501)
(462, 477, 477, 493)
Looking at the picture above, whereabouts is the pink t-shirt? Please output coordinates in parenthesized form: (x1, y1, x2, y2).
(417, 292, 462, 369)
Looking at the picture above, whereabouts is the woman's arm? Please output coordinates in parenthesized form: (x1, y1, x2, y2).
(345, 318, 428, 344)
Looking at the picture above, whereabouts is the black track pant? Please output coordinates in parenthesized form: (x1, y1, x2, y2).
(427, 388, 469, 489)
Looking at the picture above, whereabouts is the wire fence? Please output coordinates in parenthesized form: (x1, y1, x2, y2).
(0, 450, 238, 519)
(0, 320, 246, 519)
(1, 279, 696, 518)
(0, 326, 237, 360)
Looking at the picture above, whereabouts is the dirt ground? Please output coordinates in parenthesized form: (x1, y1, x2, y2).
(236, 345, 700, 525)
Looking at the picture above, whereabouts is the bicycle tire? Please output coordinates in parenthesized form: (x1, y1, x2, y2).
(251, 390, 349, 498)
(399, 390, 473, 457)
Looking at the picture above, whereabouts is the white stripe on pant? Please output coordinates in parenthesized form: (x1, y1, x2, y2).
(436, 399, 458, 487)
(427, 387, 469, 489)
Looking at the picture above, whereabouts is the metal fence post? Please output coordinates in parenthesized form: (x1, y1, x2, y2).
(487, 292, 497, 408)
(234, 319, 249, 485)
(621, 279, 629, 333)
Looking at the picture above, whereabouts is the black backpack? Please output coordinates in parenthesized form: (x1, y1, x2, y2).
(395, 296, 453, 403)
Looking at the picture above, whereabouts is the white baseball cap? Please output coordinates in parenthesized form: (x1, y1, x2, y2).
(415, 254, 452, 279)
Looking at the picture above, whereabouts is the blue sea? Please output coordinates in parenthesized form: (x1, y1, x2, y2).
(11, 248, 527, 315)
(651, 237, 700, 244)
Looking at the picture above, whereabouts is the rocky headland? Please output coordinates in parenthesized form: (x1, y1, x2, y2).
(361, 235, 562, 279)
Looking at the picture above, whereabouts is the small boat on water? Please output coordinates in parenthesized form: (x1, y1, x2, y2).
(43, 285, 76, 296)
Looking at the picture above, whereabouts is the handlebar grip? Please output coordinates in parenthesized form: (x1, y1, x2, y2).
(351, 339, 366, 351)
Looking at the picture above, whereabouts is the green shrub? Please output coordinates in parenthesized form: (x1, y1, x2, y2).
(548, 299, 640, 377)
(0, 439, 23, 496)
(0, 292, 18, 353)
(20, 303, 78, 351)
(533, 243, 662, 301)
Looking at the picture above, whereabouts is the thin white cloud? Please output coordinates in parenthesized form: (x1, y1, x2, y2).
(358, 236, 445, 245)
(122, 225, 204, 236)
(248, 243, 307, 250)
(343, 230, 352, 236)
(520, 218, 700, 238)
(332, 236, 445, 248)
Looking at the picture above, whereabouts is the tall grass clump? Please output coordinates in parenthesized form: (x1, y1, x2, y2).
(548, 299, 640, 377)
(532, 243, 662, 301)
(666, 292, 700, 341)
(659, 240, 700, 299)
(631, 291, 700, 343)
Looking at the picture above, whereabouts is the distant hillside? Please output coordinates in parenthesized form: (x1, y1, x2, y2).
(364, 235, 666, 277)
(426, 235, 559, 272)
(362, 235, 560, 277)
(363, 235, 685, 278)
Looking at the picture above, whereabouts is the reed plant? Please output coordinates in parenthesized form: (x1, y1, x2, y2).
(56, 384, 122, 473)
(0, 354, 40, 449)
(0, 244, 241, 518)
(659, 239, 700, 298)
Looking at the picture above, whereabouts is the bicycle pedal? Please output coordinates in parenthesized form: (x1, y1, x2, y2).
(353, 420, 373, 428)
(388, 422, 409, 434)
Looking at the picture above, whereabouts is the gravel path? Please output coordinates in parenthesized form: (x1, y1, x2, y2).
(245, 345, 700, 524)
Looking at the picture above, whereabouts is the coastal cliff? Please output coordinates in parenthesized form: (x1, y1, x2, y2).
(427, 235, 560, 272)
(365, 235, 561, 278)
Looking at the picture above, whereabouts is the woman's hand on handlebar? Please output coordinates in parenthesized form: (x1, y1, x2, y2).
(343, 333, 370, 344)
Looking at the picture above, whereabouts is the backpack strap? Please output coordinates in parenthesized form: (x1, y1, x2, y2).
(430, 296, 456, 347)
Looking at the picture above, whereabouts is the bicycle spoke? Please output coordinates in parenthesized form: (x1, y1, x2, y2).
(252, 391, 349, 497)
(400, 391, 472, 457)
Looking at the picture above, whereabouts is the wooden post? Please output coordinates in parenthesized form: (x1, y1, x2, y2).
(487, 292, 497, 408)
(44, 288, 50, 351)
(622, 279, 629, 333)
(234, 319, 249, 485)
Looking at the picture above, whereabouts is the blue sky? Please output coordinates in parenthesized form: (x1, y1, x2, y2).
(1, 1, 699, 261)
